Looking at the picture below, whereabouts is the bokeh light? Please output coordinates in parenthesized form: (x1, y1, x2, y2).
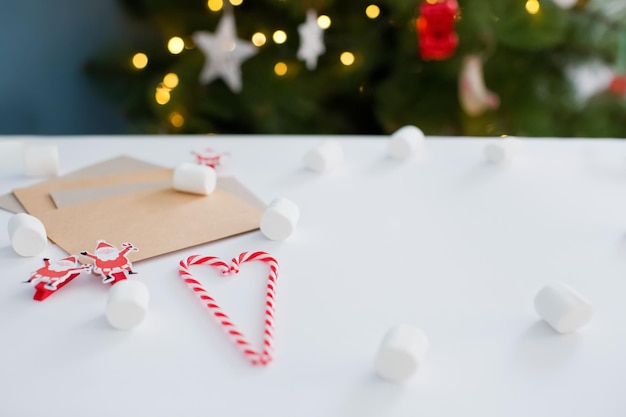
(155, 88, 170, 105)
(132, 53, 148, 69)
(252, 32, 267, 46)
(168, 37, 185, 54)
(526, 0, 540, 14)
(274, 62, 288, 76)
(340, 52, 355, 66)
(317, 15, 331, 29)
(163, 73, 179, 89)
(169, 112, 185, 127)
(207, 0, 223, 11)
(273, 30, 287, 44)
(366, 5, 380, 19)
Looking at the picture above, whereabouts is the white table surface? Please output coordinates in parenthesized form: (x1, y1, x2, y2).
(1, 135, 626, 417)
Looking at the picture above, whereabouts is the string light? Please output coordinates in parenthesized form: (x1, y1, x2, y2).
(252, 32, 267, 46)
(229, 0, 243, 5)
(340, 52, 355, 66)
(169, 112, 185, 127)
(273, 30, 287, 44)
(132, 53, 148, 69)
(525, 0, 540, 14)
(168, 37, 185, 54)
(317, 15, 331, 29)
(155, 87, 170, 105)
(274, 62, 288, 76)
(163, 73, 179, 89)
(207, 0, 223, 12)
(365, 5, 380, 19)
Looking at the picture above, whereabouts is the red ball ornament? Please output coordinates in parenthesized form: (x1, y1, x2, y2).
(416, 0, 459, 61)
(609, 75, 626, 95)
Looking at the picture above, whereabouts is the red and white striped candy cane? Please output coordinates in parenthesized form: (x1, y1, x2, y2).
(178, 251, 279, 366)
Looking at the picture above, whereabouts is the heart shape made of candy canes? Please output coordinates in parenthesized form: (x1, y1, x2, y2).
(178, 251, 279, 366)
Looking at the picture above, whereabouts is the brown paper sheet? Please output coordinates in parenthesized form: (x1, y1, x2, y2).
(0, 156, 162, 214)
(12, 160, 264, 262)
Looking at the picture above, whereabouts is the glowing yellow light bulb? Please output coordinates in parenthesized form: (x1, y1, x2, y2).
(155, 88, 170, 105)
(168, 37, 185, 54)
(251, 32, 266, 47)
(163, 73, 179, 89)
(317, 15, 331, 29)
(169, 112, 185, 127)
(207, 0, 223, 11)
(340, 52, 355, 66)
(274, 62, 288, 76)
(525, 0, 540, 14)
(365, 5, 380, 19)
(229, 0, 243, 5)
(132, 53, 148, 69)
(273, 30, 287, 44)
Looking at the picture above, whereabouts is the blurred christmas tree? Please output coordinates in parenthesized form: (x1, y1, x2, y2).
(85, 0, 626, 136)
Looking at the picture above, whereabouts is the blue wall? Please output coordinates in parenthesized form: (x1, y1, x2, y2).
(0, 0, 136, 134)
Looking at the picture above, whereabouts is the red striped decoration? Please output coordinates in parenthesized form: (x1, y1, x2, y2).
(178, 251, 279, 366)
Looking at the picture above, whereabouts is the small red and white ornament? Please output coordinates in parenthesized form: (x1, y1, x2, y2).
(609, 75, 626, 95)
(458, 54, 500, 116)
(416, 0, 459, 61)
(611, 32, 626, 95)
(192, 148, 230, 169)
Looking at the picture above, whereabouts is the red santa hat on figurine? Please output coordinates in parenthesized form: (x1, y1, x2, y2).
(48, 255, 80, 272)
(94, 240, 120, 261)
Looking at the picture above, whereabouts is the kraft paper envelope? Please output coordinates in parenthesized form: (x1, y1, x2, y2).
(13, 166, 264, 262)
(0, 156, 162, 214)
(14, 168, 175, 216)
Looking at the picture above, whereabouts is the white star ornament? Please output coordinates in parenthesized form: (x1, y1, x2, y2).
(193, 13, 258, 93)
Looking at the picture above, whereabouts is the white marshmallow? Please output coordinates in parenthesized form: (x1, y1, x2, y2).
(24, 144, 59, 177)
(375, 324, 429, 382)
(0, 141, 26, 177)
(106, 280, 150, 330)
(260, 197, 300, 241)
(173, 163, 217, 195)
(7, 213, 48, 257)
(484, 137, 522, 164)
(534, 282, 592, 333)
(388, 125, 425, 160)
(303, 140, 343, 173)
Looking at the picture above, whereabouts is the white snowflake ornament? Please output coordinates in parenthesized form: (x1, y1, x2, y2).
(297, 9, 326, 70)
(193, 13, 258, 93)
